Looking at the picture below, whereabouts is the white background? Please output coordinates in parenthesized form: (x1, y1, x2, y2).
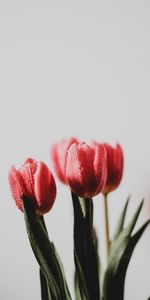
(1, 1, 150, 299)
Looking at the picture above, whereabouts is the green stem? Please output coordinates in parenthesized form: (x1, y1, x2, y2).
(40, 269, 52, 300)
(103, 194, 110, 261)
(39, 216, 52, 300)
(40, 216, 48, 235)
(85, 198, 100, 300)
(85, 198, 93, 245)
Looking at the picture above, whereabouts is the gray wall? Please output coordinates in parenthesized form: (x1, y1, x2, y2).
(1, 1, 150, 299)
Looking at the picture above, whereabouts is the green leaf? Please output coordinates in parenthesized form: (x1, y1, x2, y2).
(39, 217, 52, 300)
(102, 200, 150, 300)
(130, 219, 150, 249)
(51, 242, 72, 299)
(72, 192, 100, 300)
(22, 195, 71, 300)
(74, 250, 90, 300)
(74, 272, 82, 300)
(72, 192, 89, 299)
(93, 227, 103, 292)
(79, 197, 86, 217)
(40, 269, 52, 300)
(126, 200, 144, 236)
(113, 196, 130, 239)
(40, 217, 71, 300)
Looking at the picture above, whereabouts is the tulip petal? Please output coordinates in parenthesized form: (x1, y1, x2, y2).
(51, 143, 67, 184)
(8, 166, 28, 211)
(78, 144, 96, 196)
(93, 144, 107, 195)
(20, 159, 38, 197)
(115, 144, 124, 175)
(66, 143, 106, 198)
(51, 138, 78, 184)
(34, 162, 56, 215)
(66, 143, 87, 197)
(102, 143, 124, 194)
(24, 158, 37, 165)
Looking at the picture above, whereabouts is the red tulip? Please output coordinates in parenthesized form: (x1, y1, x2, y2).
(8, 158, 56, 216)
(51, 137, 79, 184)
(66, 142, 107, 198)
(102, 144, 124, 194)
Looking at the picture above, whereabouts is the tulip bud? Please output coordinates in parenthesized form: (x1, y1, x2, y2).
(102, 143, 124, 194)
(66, 142, 107, 198)
(51, 137, 79, 184)
(8, 158, 56, 216)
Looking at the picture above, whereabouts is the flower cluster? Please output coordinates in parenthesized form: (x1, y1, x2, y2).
(8, 137, 149, 300)
(9, 138, 123, 215)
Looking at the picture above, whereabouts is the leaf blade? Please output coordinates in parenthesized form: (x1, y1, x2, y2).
(22, 195, 71, 300)
(102, 201, 149, 300)
(113, 196, 130, 239)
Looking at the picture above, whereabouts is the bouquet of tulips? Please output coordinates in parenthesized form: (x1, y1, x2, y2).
(8, 138, 150, 300)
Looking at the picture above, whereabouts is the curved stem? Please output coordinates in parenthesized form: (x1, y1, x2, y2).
(103, 194, 110, 261)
